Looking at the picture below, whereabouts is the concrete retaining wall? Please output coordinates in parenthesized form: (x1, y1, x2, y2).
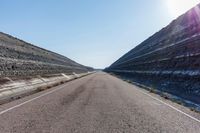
(106, 4, 200, 107)
(0, 72, 93, 104)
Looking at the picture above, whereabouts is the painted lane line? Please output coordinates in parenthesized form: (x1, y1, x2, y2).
(0, 85, 65, 116)
(136, 87, 200, 123)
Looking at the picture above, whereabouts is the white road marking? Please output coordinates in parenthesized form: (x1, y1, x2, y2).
(0, 73, 92, 116)
(136, 87, 200, 123)
(0, 74, 200, 125)
(0, 85, 65, 116)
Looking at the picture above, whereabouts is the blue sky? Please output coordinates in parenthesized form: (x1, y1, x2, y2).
(0, 0, 199, 68)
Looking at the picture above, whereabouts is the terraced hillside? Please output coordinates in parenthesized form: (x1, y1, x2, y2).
(106, 4, 200, 106)
(0, 32, 93, 77)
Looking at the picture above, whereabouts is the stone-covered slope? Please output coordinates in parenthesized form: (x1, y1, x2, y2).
(106, 4, 200, 106)
(0, 32, 92, 77)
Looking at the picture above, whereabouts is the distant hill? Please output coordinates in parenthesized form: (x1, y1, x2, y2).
(0, 32, 93, 77)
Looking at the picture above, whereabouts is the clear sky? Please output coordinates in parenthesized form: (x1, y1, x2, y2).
(0, 0, 199, 68)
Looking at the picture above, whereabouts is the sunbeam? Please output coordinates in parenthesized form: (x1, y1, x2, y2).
(166, 0, 200, 18)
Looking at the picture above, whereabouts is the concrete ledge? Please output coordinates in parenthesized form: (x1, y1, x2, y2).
(0, 72, 94, 104)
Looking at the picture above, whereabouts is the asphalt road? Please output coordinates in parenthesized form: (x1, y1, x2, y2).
(0, 72, 200, 133)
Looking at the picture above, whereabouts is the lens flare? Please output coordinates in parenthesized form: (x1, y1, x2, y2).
(166, 0, 200, 18)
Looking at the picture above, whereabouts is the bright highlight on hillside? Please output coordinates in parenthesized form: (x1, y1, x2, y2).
(166, 0, 200, 18)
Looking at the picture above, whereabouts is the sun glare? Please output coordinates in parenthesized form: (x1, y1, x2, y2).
(166, 0, 200, 18)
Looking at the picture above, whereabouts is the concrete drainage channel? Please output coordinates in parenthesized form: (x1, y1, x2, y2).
(0, 72, 94, 105)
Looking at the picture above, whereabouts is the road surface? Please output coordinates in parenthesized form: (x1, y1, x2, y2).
(0, 72, 200, 133)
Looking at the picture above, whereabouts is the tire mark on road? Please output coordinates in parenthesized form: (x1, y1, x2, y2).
(61, 76, 94, 107)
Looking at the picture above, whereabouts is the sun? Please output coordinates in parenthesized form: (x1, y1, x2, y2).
(166, 0, 200, 18)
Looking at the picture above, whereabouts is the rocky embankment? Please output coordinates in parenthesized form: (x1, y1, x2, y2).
(0, 32, 92, 78)
(106, 4, 200, 107)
